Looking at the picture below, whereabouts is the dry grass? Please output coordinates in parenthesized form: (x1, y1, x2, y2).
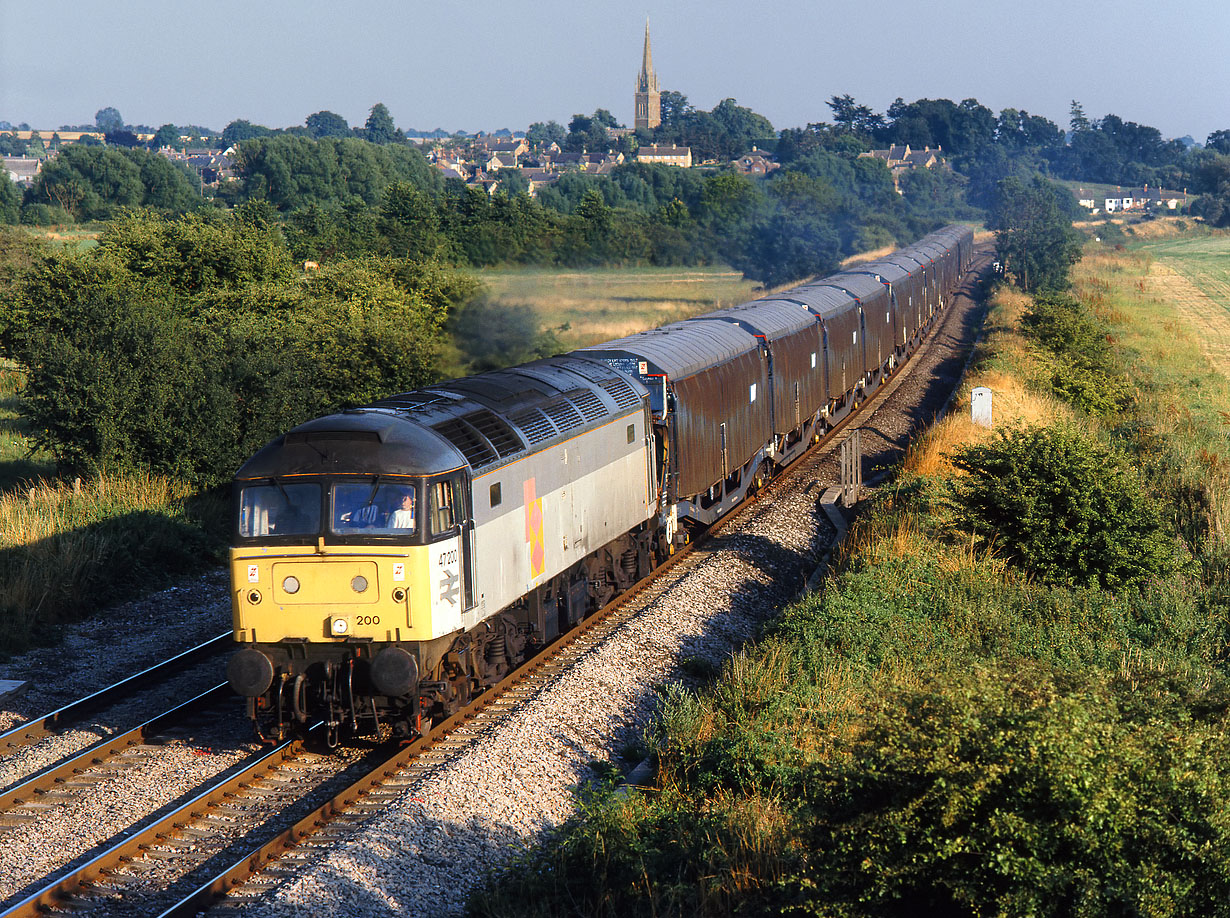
(0, 474, 190, 549)
(903, 285, 1075, 479)
(476, 265, 782, 349)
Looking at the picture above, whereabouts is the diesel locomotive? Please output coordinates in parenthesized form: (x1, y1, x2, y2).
(225, 225, 977, 744)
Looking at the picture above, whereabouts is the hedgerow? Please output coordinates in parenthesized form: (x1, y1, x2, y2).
(0, 209, 475, 486)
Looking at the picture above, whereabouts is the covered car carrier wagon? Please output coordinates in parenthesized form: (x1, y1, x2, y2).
(798, 273, 895, 379)
(693, 299, 826, 439)
(575, 320, 771, 513)
(784, 286, 862, 411)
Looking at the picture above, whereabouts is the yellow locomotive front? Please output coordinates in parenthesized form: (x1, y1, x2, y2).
(226, 412, 473, 744)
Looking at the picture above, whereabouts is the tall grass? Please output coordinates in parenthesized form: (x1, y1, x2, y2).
(0, 472, 225, 654)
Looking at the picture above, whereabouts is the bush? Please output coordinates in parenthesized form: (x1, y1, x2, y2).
(19, 203, 70, 226)
(2, 211, 465, 486)
(792, 663, 1230, 917)
(949, 424, 1174, 588)
(1021, 292, 1132, 417)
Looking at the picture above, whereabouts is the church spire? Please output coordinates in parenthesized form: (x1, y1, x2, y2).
(637, 17, 657, 94)
(634, 17, 661, 130)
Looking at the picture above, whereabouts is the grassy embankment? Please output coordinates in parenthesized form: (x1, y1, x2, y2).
(471, 228, 1230, 917)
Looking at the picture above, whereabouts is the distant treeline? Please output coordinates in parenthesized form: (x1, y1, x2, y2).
(3, 95, 1230, 283)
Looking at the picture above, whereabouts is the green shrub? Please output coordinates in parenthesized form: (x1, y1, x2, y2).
(1021, 292, 1132, 417)
(792, 663, 1230, 917)
(1, 211, 468, 486)
(949, 424, 1174, 589)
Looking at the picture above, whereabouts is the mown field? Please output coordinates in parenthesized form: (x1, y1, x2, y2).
(475, 265, 772, 350)
(471, 228, 1230, 917)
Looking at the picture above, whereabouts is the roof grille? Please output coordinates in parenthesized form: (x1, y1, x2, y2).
(510, 409, 556, 445)
(565, 388, 607, 421)
(600, 377, 641, 410)
(431, 418, 496, 468)
(463, 410, 523, 458)
(542, 399, 584, 434)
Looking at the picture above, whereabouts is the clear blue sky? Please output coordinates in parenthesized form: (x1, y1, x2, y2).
(1, 0, 1226, 142)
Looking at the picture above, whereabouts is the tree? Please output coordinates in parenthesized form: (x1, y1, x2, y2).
(990, 175, 1083, 292)
(26, 146, 201, 221)
(0, 133, 27, 156)
(105, 129, 141, 148)
(0, 173, 19, 224)
(151, 124, 180, 149)
(221, 119, 272, 146)
(377, 181, 446, 260)
(1069, 100, 1091, 134)
(564, 112, 611, 153)
(526, 121, 565, 148)
(305, 110, 351, 139)
(1191, 154, 1230, 226)
(232, 135, 441, 211)
(658, 91, 692, 128)
(828, 94, 879, 136)
(879, 97, 994, 156)
(365, 103, 396, 145)
(95, 106, 124, 132)
(1206, 130, 1230, 155)
(591, 109, 621, 129)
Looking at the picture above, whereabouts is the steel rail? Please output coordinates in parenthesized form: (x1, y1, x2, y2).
(0, 683, 232, 813)
(0, 632, 231, 756)
(0, 735, 306, 918)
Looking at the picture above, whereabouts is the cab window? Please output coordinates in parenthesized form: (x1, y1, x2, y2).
(331, 481, 418, 536)
(239, 483, 321, 538)
(429, 479, 457, 536)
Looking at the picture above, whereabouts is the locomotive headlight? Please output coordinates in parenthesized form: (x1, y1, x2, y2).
(247, 590, 262, 605)
(330, 616, 349, 636)
(351, 575, 369, 594)
(282, 576, 300, 595)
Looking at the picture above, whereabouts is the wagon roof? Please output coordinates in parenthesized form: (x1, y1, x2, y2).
(576, 319, 760, 380)
(695, 298, 819, 340)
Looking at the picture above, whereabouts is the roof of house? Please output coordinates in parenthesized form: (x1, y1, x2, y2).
(637, 145, 691, 156)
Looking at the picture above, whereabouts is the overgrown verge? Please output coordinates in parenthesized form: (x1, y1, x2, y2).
(470, 244, 1230, 917)
(0, 475, 226, 656)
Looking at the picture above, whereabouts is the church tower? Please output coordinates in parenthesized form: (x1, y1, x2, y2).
(634, 18, 661, 132)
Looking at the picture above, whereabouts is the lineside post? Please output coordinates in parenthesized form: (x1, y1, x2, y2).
(840, 430, 862, 507)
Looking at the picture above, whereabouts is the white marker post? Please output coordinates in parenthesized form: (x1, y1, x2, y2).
(971, 387, 992, 427)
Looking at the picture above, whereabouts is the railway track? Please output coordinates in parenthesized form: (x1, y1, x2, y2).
(0, 633, 230, 757)
(0, 253, 992, 916)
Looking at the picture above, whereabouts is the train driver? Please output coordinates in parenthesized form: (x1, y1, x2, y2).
(389, 488, 416, 531)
